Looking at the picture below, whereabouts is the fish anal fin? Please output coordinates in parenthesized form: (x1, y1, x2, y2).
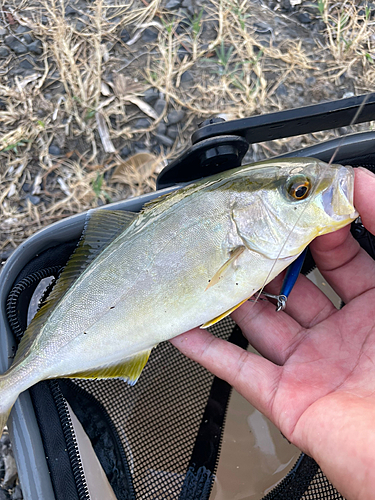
(201, 298, 249, 329)
(64, 348, 153, 386)
(14, 210, 138, 364)
(205, 245, 245, 291)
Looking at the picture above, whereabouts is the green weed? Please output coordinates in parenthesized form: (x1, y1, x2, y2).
(92, 173, 112, 203)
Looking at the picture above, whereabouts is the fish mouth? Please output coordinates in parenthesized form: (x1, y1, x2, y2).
(322, 165, 358, 222)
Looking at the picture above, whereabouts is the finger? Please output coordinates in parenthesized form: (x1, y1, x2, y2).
(231, 298, 304, 365)
(355, 167, 375, 235)
(309, 168, 375, 303)
(230, 271, 335, 365)
(311, 227, 375, 304)
(265, 272, 337, 328)
(170, 328, 281, 419)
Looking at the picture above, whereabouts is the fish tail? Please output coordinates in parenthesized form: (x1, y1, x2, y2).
(0, 372, 21, 435)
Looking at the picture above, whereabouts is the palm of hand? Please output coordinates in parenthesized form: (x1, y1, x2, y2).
(171, 169, 375, 499)
(267, 289, 375, 440)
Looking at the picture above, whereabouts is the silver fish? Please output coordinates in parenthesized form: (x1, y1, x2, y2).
(0, 157, 357, 432)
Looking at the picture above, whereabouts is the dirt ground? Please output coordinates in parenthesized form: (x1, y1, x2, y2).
(0, 0, 374, 497)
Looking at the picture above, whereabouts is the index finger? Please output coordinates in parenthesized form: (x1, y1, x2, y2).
(310, 167, 375, 303)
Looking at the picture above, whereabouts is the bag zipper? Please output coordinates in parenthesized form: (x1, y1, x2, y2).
(49, 380, 91, 500)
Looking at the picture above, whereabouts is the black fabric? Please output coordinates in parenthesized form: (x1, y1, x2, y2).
(58, 380, 135, 500)
(29, 381, 86, 500)
(262, 455, 319, 499)
(10, 240, 78, 334)
(179, 325, 248, 500)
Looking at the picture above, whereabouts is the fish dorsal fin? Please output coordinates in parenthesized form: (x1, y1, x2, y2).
(78, 209, 137, 263)
(64, 348, 153, 386)
(201, 297, 249, 329)
(205, 246, 245, 291)
(14, 209, 137, 364)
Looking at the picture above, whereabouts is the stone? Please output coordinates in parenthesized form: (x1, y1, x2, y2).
(22, 33, 33, 44)
(120, 28, 130, 42)
(182, 0, 193, 10)
(280, 0, 291, 11)
(180, 70, 194, 83)
(176, 17, 190, 35)
(2, 454, 17, 489)
(305, 76, 316, 86)
(22, 183, 31, 192)
(0, 435, 10, 448)
(275, 83, 288, 97)
(110, 16, 122, 25)
(156, 122, 167, 135)
(48, 145, 61, 156)
(26, 195, 41, 205)
(155, 134, 174, 147)
(142, 28, 158, 42)
(133, 142, 148, 152)
(7, 40, 28, 55)
(134, 118, 151, 129)
(65, 5, 78, 15)
(298, 12, 312, 23)
(167, 109, 185, 125)
(15, 25, 31, 34)
(19, 57, 35, 70)
(152, 144, 161, 156)
(165, 0, 181, 10)
(74, 20, 85, 32)
(0, 489, 10, 500)
(11, 484, 22, 500)
(154, 98, 166, 115)
(144, 88, 159, 104)
(167, 124, 179, 139)
(28, 40, 42, 55)
(120, 145, 131, 158)
(178, 46, 190, 61)
(0, 47, 9, 58)
(4, 35, 16, 46)
(0, 28, 7, 37)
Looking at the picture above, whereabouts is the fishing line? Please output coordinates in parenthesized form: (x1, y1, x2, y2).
(252, 170, 321, 308)
(328, 93, 371, 165)
(252, 94, 371, 309)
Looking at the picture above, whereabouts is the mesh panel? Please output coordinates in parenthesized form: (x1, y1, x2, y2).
(73, 318, 236, 499)
(301, 470, 344, 500)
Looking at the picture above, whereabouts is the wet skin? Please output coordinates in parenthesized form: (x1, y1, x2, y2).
(171, 167, 375, 500)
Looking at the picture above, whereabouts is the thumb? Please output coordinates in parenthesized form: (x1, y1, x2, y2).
(354, 167, 375, 235)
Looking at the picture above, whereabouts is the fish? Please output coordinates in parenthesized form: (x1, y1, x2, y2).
(0, 157, 358, 432)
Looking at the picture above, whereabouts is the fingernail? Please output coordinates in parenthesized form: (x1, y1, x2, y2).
(357, 167, 375, 178)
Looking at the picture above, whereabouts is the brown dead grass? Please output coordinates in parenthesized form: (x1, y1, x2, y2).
(0, 0, 374, 254)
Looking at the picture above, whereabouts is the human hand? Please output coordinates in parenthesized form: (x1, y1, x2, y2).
(171, 167, 375, 500)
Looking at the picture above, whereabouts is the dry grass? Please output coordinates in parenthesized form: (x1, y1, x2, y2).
(0, 0, 375, 255)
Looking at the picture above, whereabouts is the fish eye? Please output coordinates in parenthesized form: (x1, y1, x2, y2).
(286, 176, 311, 200)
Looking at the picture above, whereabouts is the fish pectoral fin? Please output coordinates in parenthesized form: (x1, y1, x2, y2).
(64, 348, 153, 386)
(200, 298, 249, 328)
(205, 245, 245, 291)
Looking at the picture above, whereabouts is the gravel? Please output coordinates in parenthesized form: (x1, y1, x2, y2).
(142, 28, 158, 42)
(153, 98, 167, 116)
(167, 110, 185, 125)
